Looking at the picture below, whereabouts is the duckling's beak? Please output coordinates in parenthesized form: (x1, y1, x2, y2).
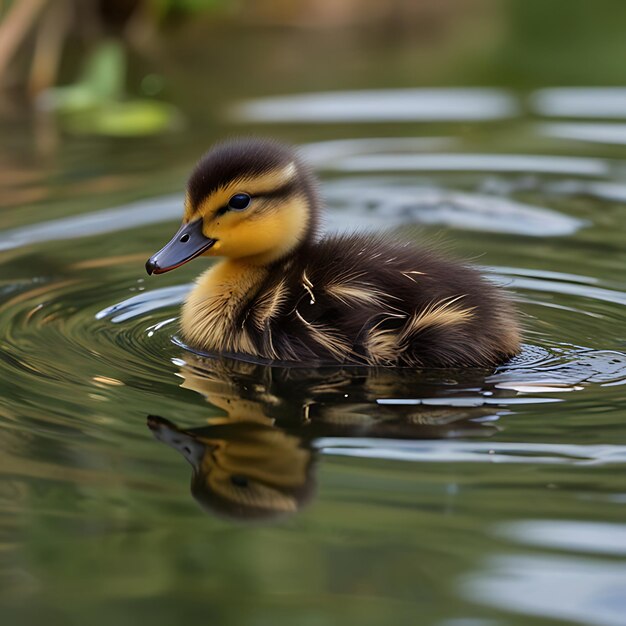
(146, 219, 216, 275)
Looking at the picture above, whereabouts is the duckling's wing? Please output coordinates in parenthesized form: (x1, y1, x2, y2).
(300, 233, 520, 366)
(244, 233, 520, 366)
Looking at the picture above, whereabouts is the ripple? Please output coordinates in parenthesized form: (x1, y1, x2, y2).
(318, 439, 626, 465)
(539, 122, 626, 145)
(491, 267, 626, 307)
(0, 194, 182, 252)
(531, 87, 626, 118)
(232, 88, 519, 123)
(491, 349, 626, 388)
(96, 285, 190, 322)
(0, 277, 181, 408)
(300, 137, 458, 165)
(330, 153, 609, 176)
(492, 274, 626, 305)
(495, 520, 626, 556)
(463, 554, 626, 626)
(324, 178, 586, 236)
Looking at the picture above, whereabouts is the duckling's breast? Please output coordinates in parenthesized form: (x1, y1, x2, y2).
(181, 260, 268, 354)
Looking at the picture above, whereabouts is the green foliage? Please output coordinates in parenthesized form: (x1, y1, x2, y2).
(39, 41, 182, 136)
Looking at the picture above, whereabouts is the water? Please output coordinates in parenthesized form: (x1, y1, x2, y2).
(1, 30, 626, 626)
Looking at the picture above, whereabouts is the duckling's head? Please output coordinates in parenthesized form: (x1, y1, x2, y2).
(146, 138, 319, 274)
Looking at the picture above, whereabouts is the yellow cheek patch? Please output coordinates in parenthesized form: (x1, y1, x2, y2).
(203, 196, 308, 264)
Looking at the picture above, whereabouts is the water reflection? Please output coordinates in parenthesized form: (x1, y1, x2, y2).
(323, 178, 586, 236)
(0, 194, 182, 252)
(232, 88, 518, 123)
(148, 415, 316, 521)
(495, 520, 626, 556)
(148, 354, 504, 521)
(331, 153, 608, 176)
(539, 122, 626, 146)
(463, 554, 626, 626)
(300, 137, 457, 165)
(531, 87, 626, 118)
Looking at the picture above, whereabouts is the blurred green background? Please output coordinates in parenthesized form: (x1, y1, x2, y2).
(3, 0, 626, 138)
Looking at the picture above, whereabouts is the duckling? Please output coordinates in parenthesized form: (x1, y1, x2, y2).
(146, 138, 521, 367)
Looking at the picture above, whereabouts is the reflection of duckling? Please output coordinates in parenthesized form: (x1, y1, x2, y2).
(182, 354, 504, 433)
(146, 138, 520, 367)
(148, 415, 315, 521)
(149, 355, 506, 520)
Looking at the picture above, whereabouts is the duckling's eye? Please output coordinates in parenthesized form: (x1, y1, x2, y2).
(228, 193, 251, 211)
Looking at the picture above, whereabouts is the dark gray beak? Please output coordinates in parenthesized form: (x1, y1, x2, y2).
(146, 219, 216, 275)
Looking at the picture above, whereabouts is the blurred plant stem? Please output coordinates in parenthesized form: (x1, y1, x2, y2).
(28, 0, 71, 96)
(0, 0, 48, 85)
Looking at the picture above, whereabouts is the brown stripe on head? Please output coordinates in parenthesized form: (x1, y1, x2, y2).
(187, 138, 296, 208)
(187, 162, 300, 222)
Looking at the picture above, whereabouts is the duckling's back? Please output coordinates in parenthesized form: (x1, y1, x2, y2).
(240, 233, 520, 367)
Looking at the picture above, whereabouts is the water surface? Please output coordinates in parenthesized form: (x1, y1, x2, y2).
(1, 41, 625, 626)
